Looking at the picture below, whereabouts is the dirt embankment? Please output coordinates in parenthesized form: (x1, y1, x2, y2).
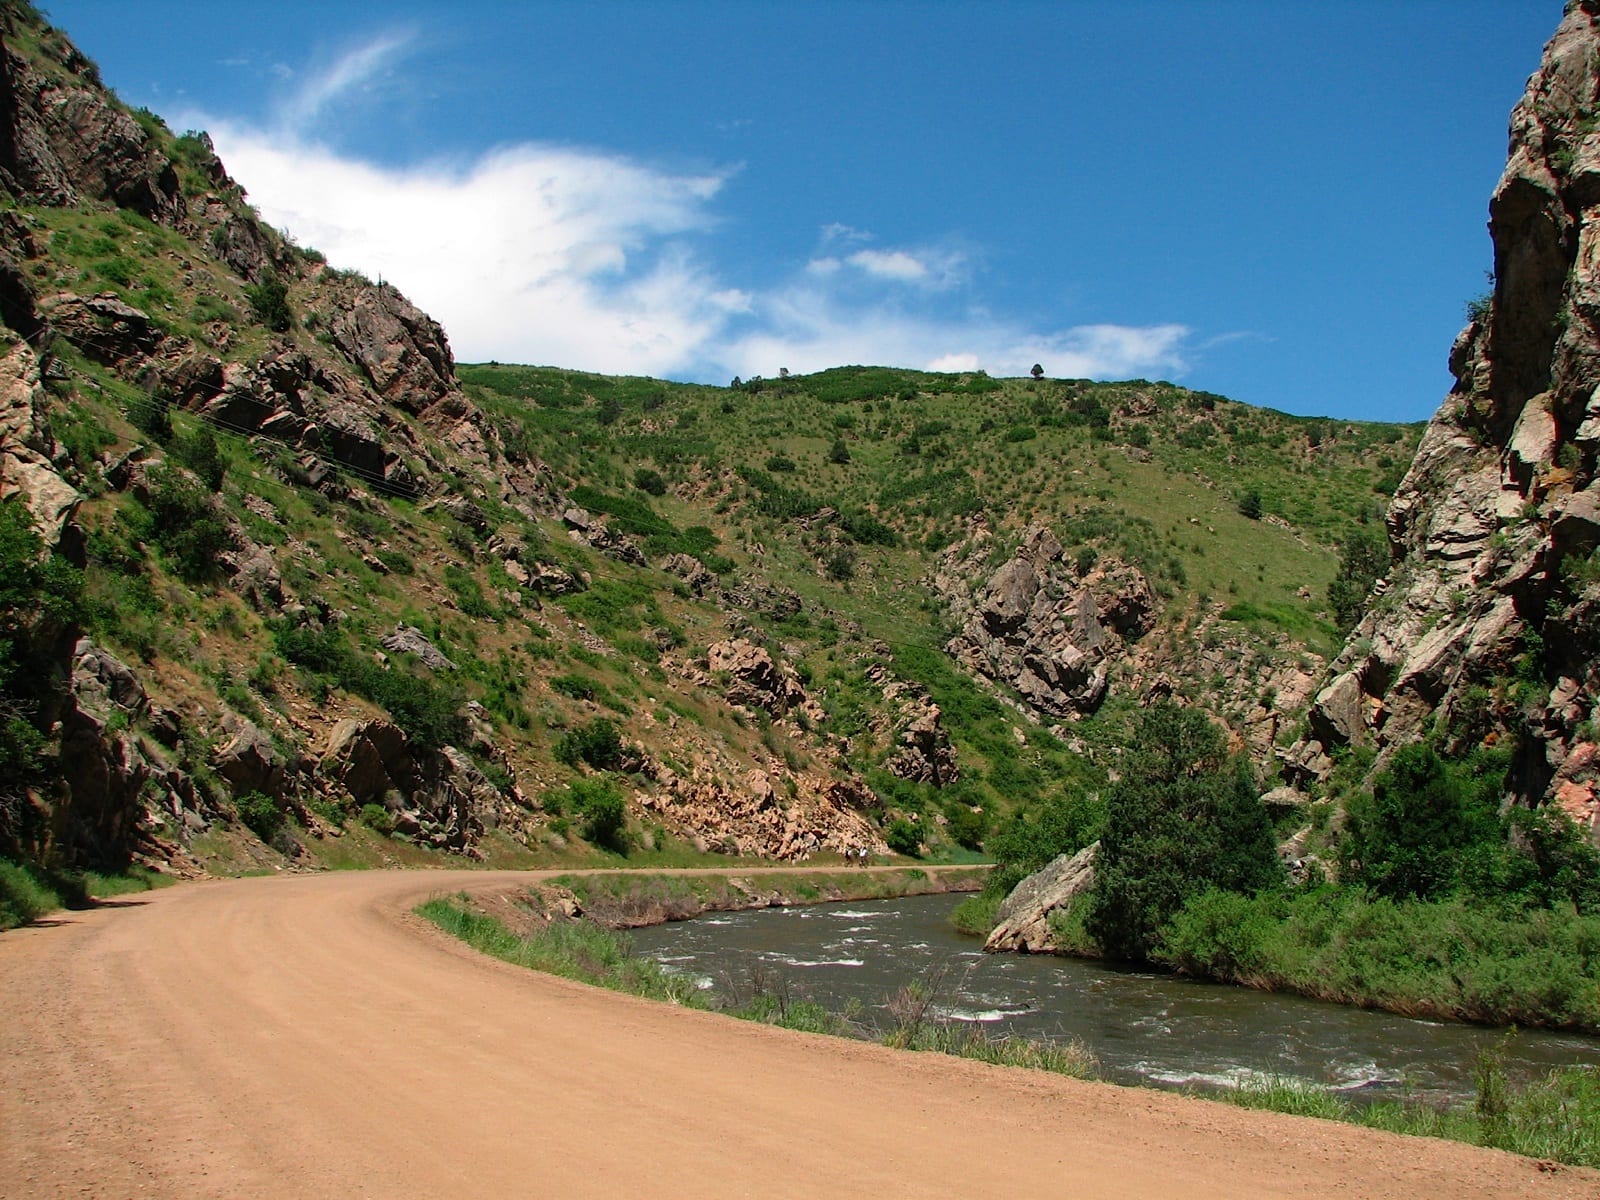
(3, 868, 1596, 1200)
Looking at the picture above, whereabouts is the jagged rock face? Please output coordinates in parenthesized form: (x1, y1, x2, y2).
(0, 19, 183, 223)
(933, 523, 1156, 719)
(1291, 2, 1600, 838)
(320, 279, 455, 415)
(320, 718, 498, 856)
(707, 637, 814, 718)
(869, 666, 959, 786)
(0, 341, 78, 546)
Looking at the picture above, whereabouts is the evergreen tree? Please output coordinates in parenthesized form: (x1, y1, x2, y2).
(1088, 704, 1279, 961)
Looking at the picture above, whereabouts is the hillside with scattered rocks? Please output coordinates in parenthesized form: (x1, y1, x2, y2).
(0, 2, 1424, 887)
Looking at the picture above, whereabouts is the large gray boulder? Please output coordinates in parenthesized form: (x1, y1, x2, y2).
(984, 842, 1098, 954)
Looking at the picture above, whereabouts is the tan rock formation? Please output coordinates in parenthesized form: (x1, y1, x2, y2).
(1289, 2, 1600, 838)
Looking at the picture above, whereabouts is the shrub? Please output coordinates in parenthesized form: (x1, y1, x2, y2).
(824, 546, 857, 582)
(1328, 526, 1389, 632)
(358, 803, 395, 834)
(1237, 488, 1263, 520)
(236, 791, 285, 841)
(632, 467, 667, 496)
(1339, 743, 1497, 902)
(171, 422, 226, 490)
(567, 776, 627, 850)
(1088, 703, 1280, 961)
(245, 272, 293, 332)
(137, 464, 229, 580)
(984, 789, 1103, 897)
(273, 622, 467, 751)
(554, 718, 624, 770)
(828, 438, 850, 464)
(885, 817, 922, 857)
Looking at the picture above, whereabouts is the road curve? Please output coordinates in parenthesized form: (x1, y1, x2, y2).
(2, 869, 1594, 1200)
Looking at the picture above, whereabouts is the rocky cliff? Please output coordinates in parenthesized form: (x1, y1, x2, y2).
(1288, 1, 1600, 842)
(0, 5, 891, 873)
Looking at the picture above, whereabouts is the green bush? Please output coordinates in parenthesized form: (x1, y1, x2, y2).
(171, 422, 226, 490)
(236, 791, 285, 842)
(359, 803, 395, 834)
(554, 718, 624, 770)
(1340, 743, 1498, 902)
(1328, 526, 1388, 632)
(135, 464, 229, 580)
(984, 789, 1103, 898)
(564, 776, 627, 850)
(245, 272, 293, 332)
(632, 467, 667, 496)
(885, 817, 922, 857)
(1088, 703, 1279, 961)
(1157, 885, 1600, 1030)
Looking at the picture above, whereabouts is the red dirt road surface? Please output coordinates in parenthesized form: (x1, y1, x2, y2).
(3, 869, 1595, 1199)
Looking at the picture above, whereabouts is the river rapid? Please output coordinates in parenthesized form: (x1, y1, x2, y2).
(628, 892, 1600, 1104)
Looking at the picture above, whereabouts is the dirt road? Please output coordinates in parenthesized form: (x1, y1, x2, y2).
(2, 869, 1593, 1199)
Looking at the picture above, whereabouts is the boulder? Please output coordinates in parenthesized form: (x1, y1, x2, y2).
(380, 624, 458, 671)
(212, 716, 285, 799)
(984, 842, 1099, 954)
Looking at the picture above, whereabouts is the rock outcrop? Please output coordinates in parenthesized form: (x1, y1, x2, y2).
(933, 523, 1156, 719)
(0, 17, 184, 224)
(869, 665, 959, 786)
(983, 842, 1098, 954)
(1286, 2, 1600, 840)
(637, 765, 886, 861)
(707, 637, 815, 718)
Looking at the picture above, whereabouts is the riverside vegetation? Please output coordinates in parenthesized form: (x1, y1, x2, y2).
(957, 705, 1600, 1032)
(418, 888, 1600, 1170)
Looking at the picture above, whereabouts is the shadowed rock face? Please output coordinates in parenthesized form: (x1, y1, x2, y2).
(1288, 2, 1600, 840)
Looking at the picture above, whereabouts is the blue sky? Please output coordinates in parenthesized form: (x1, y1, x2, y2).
(46, 1, 1558, 421)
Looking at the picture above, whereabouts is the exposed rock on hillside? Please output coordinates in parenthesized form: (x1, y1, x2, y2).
(868, 666, 958, 786)
(707, 637, 817, 719)
(933, 523, 1156, 719)
(1288, 2, 1600, 839)
(0, 341, 77, 543)
(0, 26, 182, 222)
(639, 766, 885, 861)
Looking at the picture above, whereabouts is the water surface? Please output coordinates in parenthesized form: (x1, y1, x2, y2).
(628, 892, 1600, 1103)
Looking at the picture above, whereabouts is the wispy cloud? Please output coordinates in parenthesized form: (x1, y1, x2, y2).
(275, 31, 414, 132)
(192, 32, 1198, 384)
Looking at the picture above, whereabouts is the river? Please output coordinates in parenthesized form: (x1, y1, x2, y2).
(628, 892, 1600, 1104)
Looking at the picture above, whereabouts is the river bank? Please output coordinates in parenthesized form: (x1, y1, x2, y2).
(531, 865, 986, 929)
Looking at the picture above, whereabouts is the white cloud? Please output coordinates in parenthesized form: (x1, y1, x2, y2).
(188, 33, 1199, 385)
(708, 284, 1191, 382)
(278, 31, 413, 130)
(847, 249, 929, 282)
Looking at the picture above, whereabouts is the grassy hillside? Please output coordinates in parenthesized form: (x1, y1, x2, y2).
(0, 1, 1422, 879)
